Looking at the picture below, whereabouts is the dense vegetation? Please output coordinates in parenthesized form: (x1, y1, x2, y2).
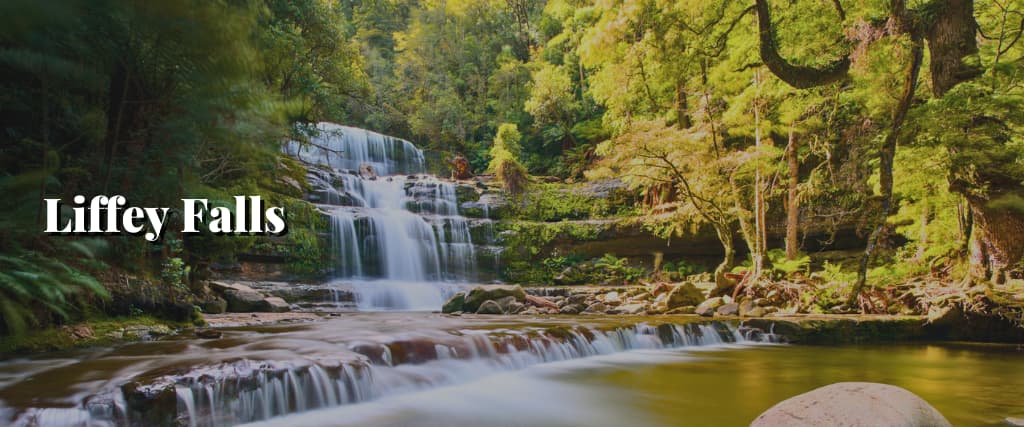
(1, 0, 1022, 334)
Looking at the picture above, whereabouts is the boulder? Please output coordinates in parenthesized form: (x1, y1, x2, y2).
(223, 286, 268, 312)
(476, 300, 504, 315)
(695, 297, 725, 317)
(261, 297, 291, 313)
(464, 286, 526, 313)
(651, 283, 670, 297)
(195, 329, 222, 339)
(750, 382, 952, 427)
(442, 292, 466, 314)
(667, 283, 704, 309)
(746, 306, 767, 317)
(618, 303, 647, 315)
(495, 295, 518, 312)
(508, 302, 526, 314)
(603, 291, 621, 305)
(716, 303, 739, 316)
(525, 294, 559, 311)
(584, 302, 608, 313)
(738, 299, 756, 317)
(198, 297, 227, 314)
(559, 304, 584, 315)
(567, 294, 589, 306)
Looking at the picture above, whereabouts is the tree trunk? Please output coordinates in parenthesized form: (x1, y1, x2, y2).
(967, 197, 1024, 284)
(915, 200, 929, 261)
(714, 224, 737, 291)
(675, 81, 691, 129)
(785, 127, 800, 260)
(848, 35, 924, 308)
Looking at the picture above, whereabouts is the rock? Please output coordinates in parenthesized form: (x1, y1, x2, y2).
(198, 297, 227, 314)
(738, 299, 756, 317)
(666, 283, 704, 309)
(584, 302, 608, 313)
(195, 329, 222, 339)
(750, 382, 952, 427)
(715, 303, 739, 316)
(603, 291, 621, 305)
(260, 297, 291, 313)
(61, 325, 94, 340)
(495, 295, 518, 312)
(559, 304, 583, 315)
(464, 286, 526, 313)
(519, 307, 540, 315)
(476, 300, 504, 315)
(618, 303, 646, 315)
(1005, 417, 1024, 426)
(222, 285, 269, 312)
(695, 297, 724, 317)
(525, 294, 559, 311)
(508, 302, 526, 314)
(746, 306, 767, 317)
(651, 283, 670, 297)
(665, 306, 696, 315)
(442, 292, 466, 313)
(567, 294, 589, 306)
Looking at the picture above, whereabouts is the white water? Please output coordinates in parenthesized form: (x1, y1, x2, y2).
(291, 124, 478, 309)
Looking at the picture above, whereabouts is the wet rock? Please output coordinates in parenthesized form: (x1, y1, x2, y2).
(666, 283, 704, 309)
(695, 297, 725, 317)
(525, 294, 559, 311)
(195, 329, 222, 339)
(198, 297, 227, 314)
(715, 303, 739, 316)
(495, 295, 518, 312)
(584, 302, 608, 314)
(220, 283, 269, 312)
(603, 291, 621, 305)
(464, 286, 526, 313)
(665, 306, 696, 315)
(559, 304, 584, 315)
(738, 299, 756, 317)
(442, 292, 466, 313)
(567, 294, 589, 306)
(476, 300, 504, 315)
(618, 303, 646, 315)
(750, 382, 951, 427)
(509, 302, 526, 314)
(261, 297, 291, 313)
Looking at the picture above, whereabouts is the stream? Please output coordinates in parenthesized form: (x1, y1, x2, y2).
(2, 125, 1021, 426)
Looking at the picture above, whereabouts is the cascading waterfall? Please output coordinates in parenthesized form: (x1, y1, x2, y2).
(289, 123, 477, 310)
(123, 322, 771, 427)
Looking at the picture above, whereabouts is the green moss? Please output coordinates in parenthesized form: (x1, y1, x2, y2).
(0, 315, 190, 355)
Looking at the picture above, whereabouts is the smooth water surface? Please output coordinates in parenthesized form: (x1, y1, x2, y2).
(254, 340, 1024, 427)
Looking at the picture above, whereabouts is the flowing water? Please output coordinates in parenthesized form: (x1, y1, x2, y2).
(286, 123, 482, 309)
(2, 125, 1022, 426)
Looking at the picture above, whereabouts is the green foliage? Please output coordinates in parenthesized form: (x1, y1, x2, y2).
(594, 254, 646, 282)
(160, 258, 187, 290)
(768, 249, 811, 276)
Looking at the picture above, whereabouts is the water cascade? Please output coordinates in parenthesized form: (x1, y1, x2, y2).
(8, 319, 773, 427)
(285, 123, 479, 310)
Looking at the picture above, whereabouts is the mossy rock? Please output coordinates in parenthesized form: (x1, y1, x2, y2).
(463, 286, 526, 313)
(442, 292, 466, 313)
(666, 283, 704, 309)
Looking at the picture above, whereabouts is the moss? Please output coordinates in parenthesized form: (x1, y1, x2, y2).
(0, 315, 191, 355)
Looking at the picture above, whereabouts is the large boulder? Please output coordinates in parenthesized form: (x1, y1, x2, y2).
(695, 297, 725, 317)
(442, 292, 466, 313)
(464, 286, 526, 313)
(716, 303, 739, 316)
(223, 286, 268, 312)
(750, 382, 952, 427)
(475, 300, 504, 315)
(261, 297, 291, 313)
(666, 283, 704, 309)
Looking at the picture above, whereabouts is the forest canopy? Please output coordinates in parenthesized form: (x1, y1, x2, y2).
(1, 0, 1022, 331)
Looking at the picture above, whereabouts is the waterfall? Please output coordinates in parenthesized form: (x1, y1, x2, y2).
(290, 124, 478, 309)
(139, 322, 773, 427)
